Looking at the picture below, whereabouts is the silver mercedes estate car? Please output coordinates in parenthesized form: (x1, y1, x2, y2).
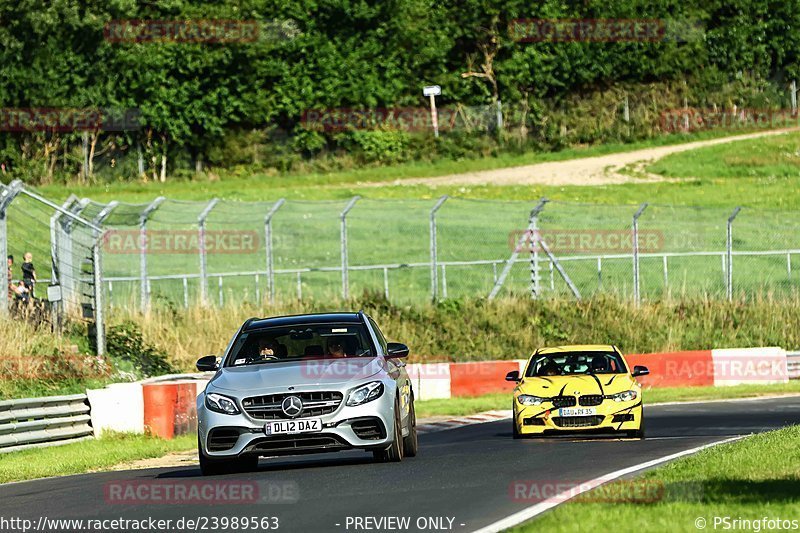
(196, 312, 417, 475)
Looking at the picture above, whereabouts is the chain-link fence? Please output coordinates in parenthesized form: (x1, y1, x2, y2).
(2, 181, 800, 333)
(0, 182, 105, 354)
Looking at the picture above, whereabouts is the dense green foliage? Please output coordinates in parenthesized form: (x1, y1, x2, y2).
(105, 320, 177, 376)
(2, 0, 799, 183)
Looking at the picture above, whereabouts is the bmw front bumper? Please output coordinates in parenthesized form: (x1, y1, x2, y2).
(514, 400, 643, 435)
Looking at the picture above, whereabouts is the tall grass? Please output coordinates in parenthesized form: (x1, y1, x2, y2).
(0, 318, 112, 399)
(108, 293, 800, 369)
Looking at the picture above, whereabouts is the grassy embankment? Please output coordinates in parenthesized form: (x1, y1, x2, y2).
(4, 294, 800, 399)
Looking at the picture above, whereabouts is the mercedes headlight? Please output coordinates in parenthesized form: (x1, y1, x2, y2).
(346, 381, 384, 406)
(610, 390, 638, 402)
(517, 394, 545, 406)
(205, 393, 240, 414)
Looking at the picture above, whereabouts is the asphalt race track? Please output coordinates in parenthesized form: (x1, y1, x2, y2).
(3, 397, 799, 533)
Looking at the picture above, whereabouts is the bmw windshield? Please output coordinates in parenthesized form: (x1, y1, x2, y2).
(525, 351, 628, 377)
(225, 323, 376, 367)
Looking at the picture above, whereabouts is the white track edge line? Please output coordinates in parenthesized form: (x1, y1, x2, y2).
(471, 434, 747, 533)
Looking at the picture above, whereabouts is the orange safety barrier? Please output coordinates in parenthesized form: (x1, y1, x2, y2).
(142, 382, 198, 439)
(626, 350, 714, 388)
(449, 361, 521, 397)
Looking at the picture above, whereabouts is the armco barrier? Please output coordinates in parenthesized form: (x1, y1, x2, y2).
(0, 394, 93, 453)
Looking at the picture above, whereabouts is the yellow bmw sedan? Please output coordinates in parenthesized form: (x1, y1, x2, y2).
(507, 345, 649, 439)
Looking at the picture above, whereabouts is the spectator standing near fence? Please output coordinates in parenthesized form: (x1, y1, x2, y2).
(21, 252, 36, 299)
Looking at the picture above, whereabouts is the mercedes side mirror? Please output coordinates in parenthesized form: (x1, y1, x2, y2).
(632, 365, 650, 377)
(386, 342, 409, 358)
(196, 355, 219, 372)
(506, 370, 521, 382)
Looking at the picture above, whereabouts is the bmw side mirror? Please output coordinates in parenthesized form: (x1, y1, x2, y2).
(196, 355, 219, 372)
(386, 342, 409, 358)
(632, 365, 650, 377)
(506, 370, 520, 382)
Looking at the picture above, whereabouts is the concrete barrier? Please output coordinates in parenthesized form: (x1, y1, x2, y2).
(711, 347, 788, 386)
(407, 363, 451, 401)
(86, 383, 144, 436)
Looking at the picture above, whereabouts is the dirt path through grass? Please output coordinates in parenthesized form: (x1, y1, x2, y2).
(379, 129, 798, 187)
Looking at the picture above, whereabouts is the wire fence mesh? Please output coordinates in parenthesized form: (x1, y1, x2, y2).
(2, 182, 800, 320)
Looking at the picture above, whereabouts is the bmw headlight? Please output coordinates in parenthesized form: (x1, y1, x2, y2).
(205, 393, 240, 414)
(346, 381, 384, 406)
(517, 394, 545, 406)
(610, 390, 638, 402)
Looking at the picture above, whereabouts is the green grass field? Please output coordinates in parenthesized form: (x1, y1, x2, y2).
(515, 425, 800, 532)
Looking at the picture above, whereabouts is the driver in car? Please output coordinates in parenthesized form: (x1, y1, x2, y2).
(326, 338, 347, 358)
(250, 338, 279, 362)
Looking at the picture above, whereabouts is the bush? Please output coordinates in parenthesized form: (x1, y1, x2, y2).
(106, 321, 176, 377)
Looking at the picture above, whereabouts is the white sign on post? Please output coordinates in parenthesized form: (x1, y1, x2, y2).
(423, 85, 442, 137)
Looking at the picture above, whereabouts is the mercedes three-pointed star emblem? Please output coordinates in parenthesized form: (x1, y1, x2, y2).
(281, 395, 303, 418)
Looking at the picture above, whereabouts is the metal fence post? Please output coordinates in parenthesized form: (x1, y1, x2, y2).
(340, 196, 360, 300)
(92, 237, 105, 356)
(727, 207, 742, 301)
(489, 197, 548, 300)
(264, 198, 285, 305)
(632, 203, 649, 306)
(49, 195, 79, 330)
(528, 200, 549, 299)
(0, 183, 22, 317)
(138, 197, 165, 313)
(197, 198, 219, 306)
(429, 195, 449, 301)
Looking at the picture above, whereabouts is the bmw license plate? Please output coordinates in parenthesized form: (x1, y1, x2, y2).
(264, 418, 322, 436)
(558, 407, 597, 417)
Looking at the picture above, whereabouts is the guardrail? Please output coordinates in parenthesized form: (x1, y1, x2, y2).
(787, 351, 800, 380)
(0, 394, 93, 453)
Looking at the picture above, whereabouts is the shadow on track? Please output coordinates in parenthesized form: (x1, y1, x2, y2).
(155, 453, 376, 479)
